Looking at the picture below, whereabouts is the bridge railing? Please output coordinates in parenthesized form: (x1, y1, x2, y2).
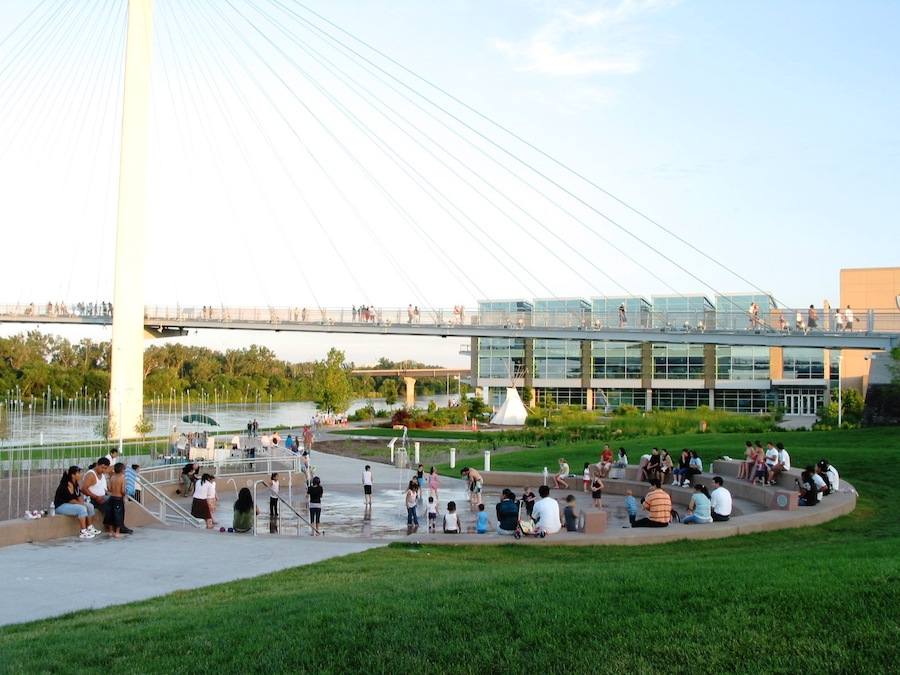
(5, 303, 900, 335)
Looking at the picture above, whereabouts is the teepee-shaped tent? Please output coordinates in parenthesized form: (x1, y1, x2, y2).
(490, 387, 528, 426)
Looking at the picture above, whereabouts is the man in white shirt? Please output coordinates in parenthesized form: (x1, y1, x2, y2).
(769, 442, 791, 485)
(531, 485, 562, 535)
(710, 476, 733, 522)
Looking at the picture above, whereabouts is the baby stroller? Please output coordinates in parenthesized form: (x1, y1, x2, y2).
(514, 500, 546, 539)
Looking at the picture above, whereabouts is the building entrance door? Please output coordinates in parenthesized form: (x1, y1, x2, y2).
(783, 392, 818, 415)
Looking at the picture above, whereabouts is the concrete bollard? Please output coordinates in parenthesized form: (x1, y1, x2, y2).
(450, 448, 456, 468)
(414, 442, 420, 464)
(484, 450, 491, 472)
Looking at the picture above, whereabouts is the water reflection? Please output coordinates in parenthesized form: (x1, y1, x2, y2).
(3, 395, 455, 445)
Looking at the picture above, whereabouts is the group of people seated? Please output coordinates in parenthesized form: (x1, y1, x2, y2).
(737, 440, 792, 486)
(636, 448, 704, 487)
(631, 476, 734, 527)
(797, 460, 840, 506)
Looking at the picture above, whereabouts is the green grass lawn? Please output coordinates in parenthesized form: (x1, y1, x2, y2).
(1, 429, 899, 673)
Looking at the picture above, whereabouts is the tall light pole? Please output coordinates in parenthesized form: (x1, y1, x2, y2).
(836, 354, 843, 427)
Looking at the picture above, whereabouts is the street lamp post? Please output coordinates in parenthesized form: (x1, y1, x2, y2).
(837, 354, 843, 428)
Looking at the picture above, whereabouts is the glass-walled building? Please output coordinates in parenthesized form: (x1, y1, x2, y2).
(591, 297, 652, 328)
(477, 337, 527, 379)
(590, 342, 643, 380)
(472, 292, 833, 417)
(715, 293, 778, 330)
(533, 339, 582, 379)
(651, 295, 715, 329)
(476, 300, 532, 328)
(532, 298, 590, 328)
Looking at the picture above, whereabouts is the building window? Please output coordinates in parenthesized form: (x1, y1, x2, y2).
(533, 339, 582, 379)
(538, 388, 587, 407)
(596, 389, 647, 410)
(782, 348, 825, 379)
(652, 345, 705, 379)
(477, 338, 526, 379)
(591, 342, 643, 379)
(716, 346, 770, 380)
(652, 389, 709, 409)
(714, 389, 775, 413)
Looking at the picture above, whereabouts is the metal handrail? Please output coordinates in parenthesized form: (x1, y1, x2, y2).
(253, 480, 317, 536)
(136, 480, 202, 528)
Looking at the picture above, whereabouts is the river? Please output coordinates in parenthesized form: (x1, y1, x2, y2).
(2, 394, 460, 446)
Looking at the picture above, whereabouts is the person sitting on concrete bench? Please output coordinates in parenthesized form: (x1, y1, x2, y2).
(645, 448, 662, 482)
(496, 489, 518, 535)
(532, 485, 562, 535)
(597, 445, 614, 478)
(632, 480, 671, 528)
(53, 466, 99, 539)
(768, 443, 791, 485)
(797, 469, 823, 506)
(672, 449, 690, 486)
(682, 484, 713, 524)
(684, 450, 703, 487)
(818, 460, 839, 491)
(710, 477, 733, 521)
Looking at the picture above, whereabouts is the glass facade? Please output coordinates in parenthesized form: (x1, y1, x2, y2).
(477, 337, 527, 379)
(782, 348, 826, 379)
(653, 389, 710, 410)
(472, 291, 845, 414)
(591, 297, 652, 328)
(596, 389, 647, 410)
(538, 388, 587, 407)
(532, 298, 590, 327)
(716, 346, 770, 380)
(652, 344, 705, 379)
(651, 295, 714, 329)
(715, 293, 777, 330)
(477, 300, 532, 328)
(714, 389, 775, 413)
(591, 341, 643, 379)
(533, 339, 582, 379)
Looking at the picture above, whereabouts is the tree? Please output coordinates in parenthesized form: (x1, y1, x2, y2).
(818, 387, 865, 428)
(381, 379, 399, 408)
(134, 413, 155, 441)
(522, 386, 533, 406)
(467, 395, 487, 419)
(312, 348, 354, 413)
(93, 415, 111, 441)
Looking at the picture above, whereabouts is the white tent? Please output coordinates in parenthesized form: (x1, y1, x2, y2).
(490, 387, 528, 426)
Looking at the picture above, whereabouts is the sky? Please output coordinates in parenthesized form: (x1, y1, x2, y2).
(1, 0, 898, 366)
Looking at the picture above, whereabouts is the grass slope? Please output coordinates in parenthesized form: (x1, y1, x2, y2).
(1, 429, 899, 673)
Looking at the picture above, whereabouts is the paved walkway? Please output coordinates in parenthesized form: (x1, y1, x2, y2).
(0, 432, 464, 627)
(0, 527, 384, 627)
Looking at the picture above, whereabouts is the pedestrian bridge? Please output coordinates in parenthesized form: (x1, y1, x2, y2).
(1, 302, 898, 351)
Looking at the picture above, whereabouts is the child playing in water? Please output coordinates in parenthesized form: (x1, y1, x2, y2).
(475, 503, 489, 534)
(591, 472, 605, 509)
(443, 501, 460, 533)
(563, 495, 579, 533)
(624, 489, 638, 526)
(521, 486, 536, 517)
(427, 496, 438, 532)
